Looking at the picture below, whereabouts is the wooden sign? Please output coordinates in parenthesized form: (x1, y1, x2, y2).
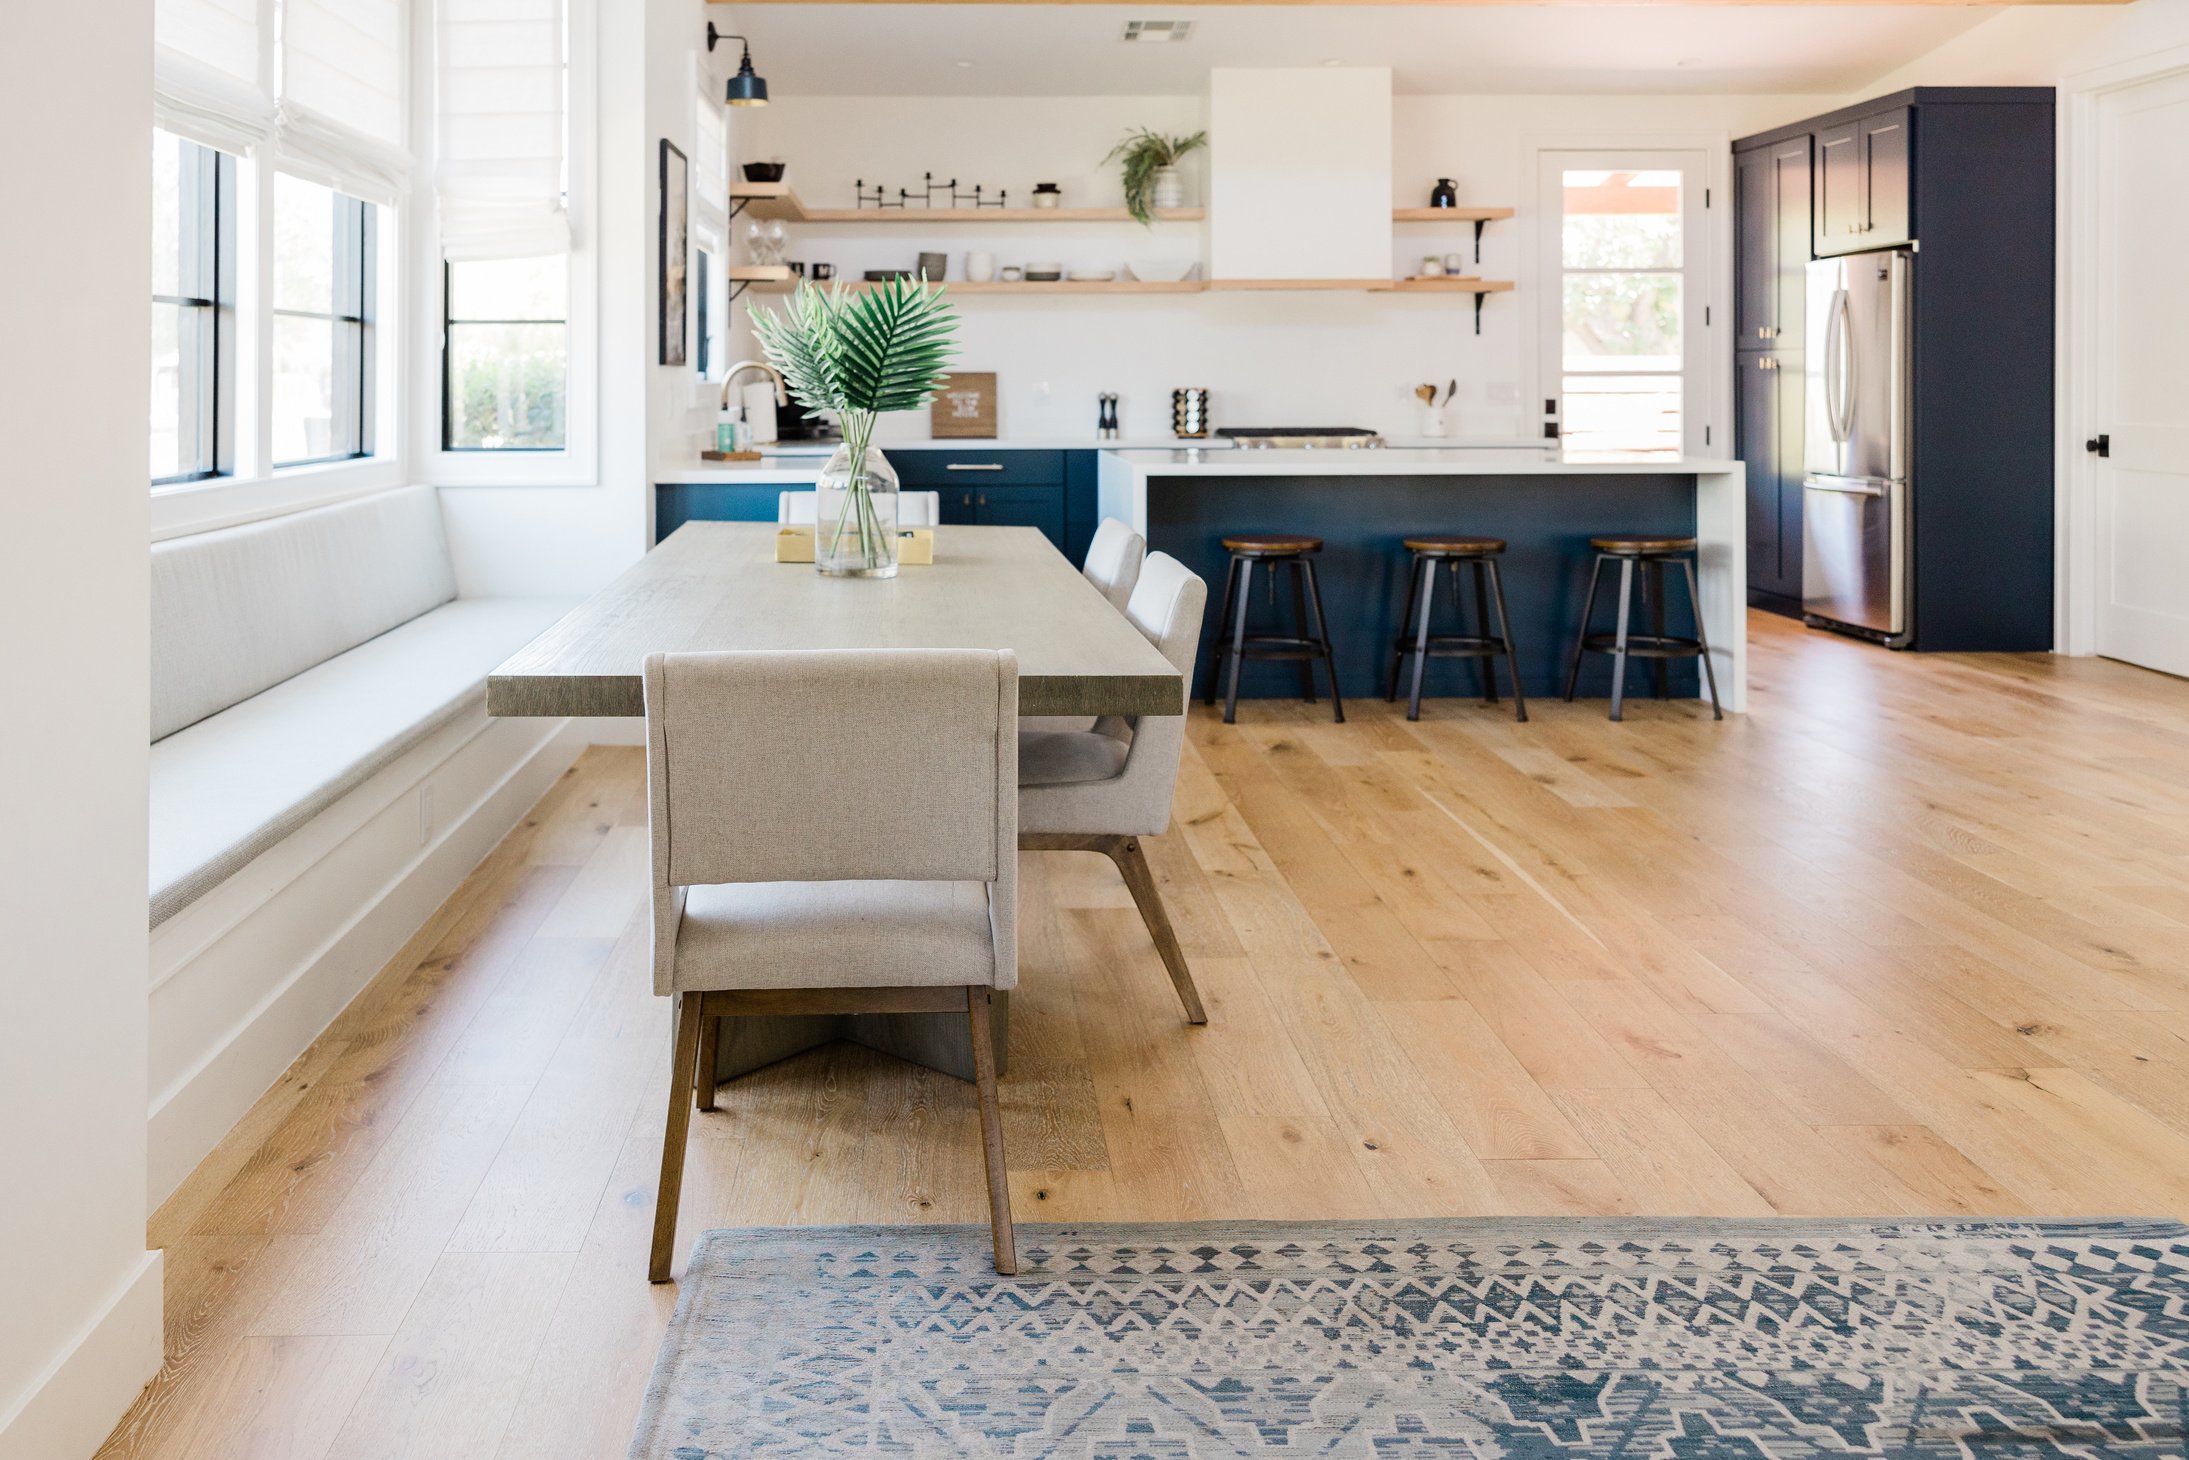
(931, 372, 998, 438)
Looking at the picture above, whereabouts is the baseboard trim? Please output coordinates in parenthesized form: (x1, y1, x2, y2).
(0, 1250, 161, 1460)
(146, 716, 585, 1209)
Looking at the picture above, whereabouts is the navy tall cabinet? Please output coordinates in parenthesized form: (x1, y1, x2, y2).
(1734, 88, 2056, 650)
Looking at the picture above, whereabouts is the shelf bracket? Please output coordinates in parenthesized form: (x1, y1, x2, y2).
(729, 278, 756, 305)
(1473, 218, 1487, 264)
(729, 196, 750, 223)
(1473, 292, 1485, 335)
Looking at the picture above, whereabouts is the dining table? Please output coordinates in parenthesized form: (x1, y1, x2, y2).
(487, 520, 1185, 1083)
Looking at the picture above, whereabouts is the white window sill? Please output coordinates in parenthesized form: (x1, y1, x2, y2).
(151, 458, 405, 541)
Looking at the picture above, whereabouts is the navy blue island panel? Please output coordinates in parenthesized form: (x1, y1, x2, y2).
(1144, 472, 1702, 701)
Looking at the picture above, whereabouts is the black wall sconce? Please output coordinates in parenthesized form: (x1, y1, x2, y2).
(705, 23, 769, 106)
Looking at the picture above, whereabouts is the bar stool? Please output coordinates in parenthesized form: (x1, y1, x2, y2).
(1203, 534, 1344, 725)
(1562, 535, 1723, 722)
(1385, 536, 1526, 723)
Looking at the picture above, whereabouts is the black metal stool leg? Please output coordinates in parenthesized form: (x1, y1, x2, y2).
(1608, 557, 1635, 723)
(1406, 555, 1437, 722)
(1223, 558, 1254, 725)
(1680, 557, 1725, 721)
(1301, 558, 1344, 723)
(1286, 561, 1318, 705)
(1647, 559, 1669, 700)
(1387, 552, 1423, 703)
(1485, 558, 1526, 723)
(1565, 555, 1606, 702)
(1205, 554, 1240, 707)
(1470, 560, 1499, 705)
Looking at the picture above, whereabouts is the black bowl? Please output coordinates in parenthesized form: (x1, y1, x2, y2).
(742, 162, 788, 183)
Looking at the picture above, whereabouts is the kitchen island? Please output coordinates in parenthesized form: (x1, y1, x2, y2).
(1098, 448, 1746, 710)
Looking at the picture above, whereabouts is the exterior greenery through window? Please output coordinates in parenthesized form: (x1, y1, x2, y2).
(151, 130, 234, 483)
(1559, 169, 1684, 459)
(444, 256, 569, 450)
(272, 173, 376, 466)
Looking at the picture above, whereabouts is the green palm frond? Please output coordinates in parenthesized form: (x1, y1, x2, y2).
(750, 276, 958, 416)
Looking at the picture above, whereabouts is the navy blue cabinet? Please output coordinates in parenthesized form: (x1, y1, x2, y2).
(656, 447, 1097, 560)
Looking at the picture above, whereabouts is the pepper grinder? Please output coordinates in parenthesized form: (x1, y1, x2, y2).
(1097, 392, 1120, 440)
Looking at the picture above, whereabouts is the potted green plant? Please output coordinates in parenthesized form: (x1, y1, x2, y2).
(751, 277, 959, 577)
(1105, 128, 1207, 225)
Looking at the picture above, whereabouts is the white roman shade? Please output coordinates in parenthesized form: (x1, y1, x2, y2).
(436, 0, 569, 262)
(154, 0, 276, 154)
(693, 88, 728, 239)
(279, 0, 412, 203)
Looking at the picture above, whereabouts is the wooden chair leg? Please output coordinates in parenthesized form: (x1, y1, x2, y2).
(649, 992, 704, 1283)
(695, 1015, 721, 1112)
(966, 987, 1016, 1276)
(1106, 836, 1208, 1025)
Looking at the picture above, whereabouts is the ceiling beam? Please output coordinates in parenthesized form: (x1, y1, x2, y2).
(717, 1, 2129, 7)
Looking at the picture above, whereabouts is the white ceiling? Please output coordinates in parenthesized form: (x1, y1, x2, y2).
(729, 4, 2003, 97)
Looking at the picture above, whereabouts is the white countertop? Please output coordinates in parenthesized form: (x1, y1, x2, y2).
(1098, 448, 1741, 478)
(655, 437, 1582, 484)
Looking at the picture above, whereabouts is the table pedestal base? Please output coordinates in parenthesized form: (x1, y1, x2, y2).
(714, 994, 1012, 1084)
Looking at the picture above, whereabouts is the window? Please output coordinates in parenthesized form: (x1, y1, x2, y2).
(151, 129, 234, 483)
(1539, 154, 1708, 460)
(695, 248, 728, 379)
(443, 256, 569, 450)
(272, 172, 375, 466)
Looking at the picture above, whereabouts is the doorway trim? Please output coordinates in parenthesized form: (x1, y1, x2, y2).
(2057, 38, 2189, 657)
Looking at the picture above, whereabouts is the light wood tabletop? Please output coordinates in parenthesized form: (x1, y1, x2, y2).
(487, 522, 1184, 719)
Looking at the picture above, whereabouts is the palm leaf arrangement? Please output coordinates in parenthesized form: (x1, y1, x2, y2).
(751, 275, 959, 569)
(1104, 128, 1207, 225)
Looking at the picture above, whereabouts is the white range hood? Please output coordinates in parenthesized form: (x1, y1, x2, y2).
(1208, 67, 1393, 284)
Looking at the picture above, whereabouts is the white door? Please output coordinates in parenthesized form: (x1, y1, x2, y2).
(1537, 150, 1711, 460)
(2092, 69, 2189, 676)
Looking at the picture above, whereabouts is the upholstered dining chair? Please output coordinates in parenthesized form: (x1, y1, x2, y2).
(1083, 517, 1147, 612)
(642, 647, 1020, 1282)
(1017, 552, 1209, 1025)
(777, 489, 942, 526)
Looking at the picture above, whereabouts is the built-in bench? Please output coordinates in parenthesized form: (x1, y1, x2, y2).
(146, 485, 583, 1204)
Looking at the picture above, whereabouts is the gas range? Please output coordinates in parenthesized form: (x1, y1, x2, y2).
(1215, 427, 1386, 450)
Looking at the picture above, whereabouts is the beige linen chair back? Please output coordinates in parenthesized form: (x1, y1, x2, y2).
(777, 490, 941, 527)
(1083, 517, 1147, 612)
(645, 647, 1016, 886)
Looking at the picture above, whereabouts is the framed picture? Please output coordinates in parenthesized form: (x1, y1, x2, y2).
(931, 372, 998, 438)
(659, 139, 689, 366)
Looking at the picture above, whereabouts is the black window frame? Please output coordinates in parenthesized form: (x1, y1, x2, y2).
(151, 134, 237, 487)
(439, 258, 572, 453)
(271, 181, 376, 469)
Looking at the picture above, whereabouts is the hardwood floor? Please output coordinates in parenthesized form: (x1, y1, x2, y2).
(103, 612, 2189, 1458)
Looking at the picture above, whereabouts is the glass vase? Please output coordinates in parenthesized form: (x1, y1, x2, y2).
(813, 435, 900, 578)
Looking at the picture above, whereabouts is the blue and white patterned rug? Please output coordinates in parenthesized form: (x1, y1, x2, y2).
(629, 1218, 2189, 1458)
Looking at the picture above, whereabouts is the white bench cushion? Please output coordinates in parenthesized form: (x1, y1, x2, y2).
(149, 596, 575, 927)
(153, 485, 459, 740)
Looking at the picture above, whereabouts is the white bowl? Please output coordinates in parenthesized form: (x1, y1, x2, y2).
(1127, 260, 1196, 284)
(1068, 269, 1117, 282)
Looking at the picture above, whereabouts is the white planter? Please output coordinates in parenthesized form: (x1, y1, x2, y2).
(1151, 166, 1186, 211)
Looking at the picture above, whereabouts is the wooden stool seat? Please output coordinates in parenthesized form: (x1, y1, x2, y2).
(1591, 534, 1698, 556)
(1205, 537, 1345, 724)
(1402, 535, 1506, 557)
(1221, 533, 1322, 555)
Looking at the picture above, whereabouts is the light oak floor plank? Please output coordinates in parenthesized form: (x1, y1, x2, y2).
(105, 614, 2189, 1457)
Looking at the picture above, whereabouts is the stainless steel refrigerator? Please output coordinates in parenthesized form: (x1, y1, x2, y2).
(1803, 249, 1912, 645)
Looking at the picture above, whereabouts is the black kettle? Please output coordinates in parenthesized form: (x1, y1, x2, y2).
(1430, 178, 1458, 209)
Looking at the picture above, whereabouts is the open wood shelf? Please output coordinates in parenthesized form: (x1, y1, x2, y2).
(751, 278, 1207, 296)
(1392, 206, 1515, 222)
(1388, 277, 1515, 293)
(724, 264, 793, 283)
(727, 184, 1202, 226)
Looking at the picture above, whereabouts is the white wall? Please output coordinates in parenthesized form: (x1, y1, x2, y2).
(749, 90, 1825, 444)
(1853, 0, 2188, 94)
(0, 4, 165, 1458)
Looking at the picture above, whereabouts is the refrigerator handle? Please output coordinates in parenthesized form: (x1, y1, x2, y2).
(1822, 287, 1847, 443)
(1831, 288, 1856, 443)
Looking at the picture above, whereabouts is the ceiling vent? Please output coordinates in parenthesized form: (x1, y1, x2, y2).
(1122, 20, 1193, 43)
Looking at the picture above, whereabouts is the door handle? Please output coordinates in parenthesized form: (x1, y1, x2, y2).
(1803, 474, 1888, 497)
(945, 462, 1004, 471)
(2086, 434, 2110, 458)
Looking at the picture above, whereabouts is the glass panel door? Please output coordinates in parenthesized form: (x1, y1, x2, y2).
(1538, 153, 1708, 460)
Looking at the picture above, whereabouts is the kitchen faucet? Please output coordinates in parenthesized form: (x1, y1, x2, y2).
(719, 360, 789, 412)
